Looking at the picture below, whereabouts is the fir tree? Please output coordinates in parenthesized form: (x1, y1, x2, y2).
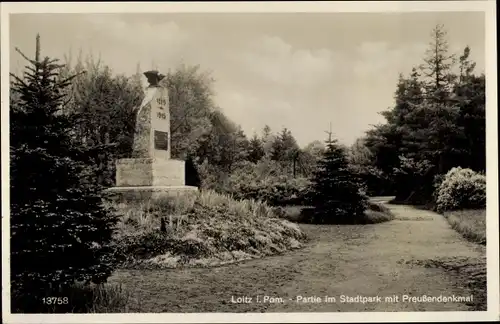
(309, 138, 368, 224)
(261, 124, 274, 157)
(262, 124, 272, 141)
(232, 126, 250, 164)
(247, 133, 265, 163)
(9, 35, 118, 312)
(454, 46, 485, 171)
(421, 24, 456, 103)
(458, 46, 476, 84)
(270, 127, 299, 162)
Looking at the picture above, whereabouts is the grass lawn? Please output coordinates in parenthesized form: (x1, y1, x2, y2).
(444, 209, 486, 245)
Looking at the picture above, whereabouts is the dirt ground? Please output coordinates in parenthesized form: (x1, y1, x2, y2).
(109, 199, 486, 312)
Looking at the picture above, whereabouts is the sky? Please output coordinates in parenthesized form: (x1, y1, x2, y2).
(9, 12, 485, 147)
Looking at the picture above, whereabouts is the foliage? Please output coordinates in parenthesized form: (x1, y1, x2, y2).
(60, 56, 253, 189)
(196, 158, 226, 191)
(270, 127, 300, 162)
(309, 139, 368, 224)
(453, 70, 486, 172)
(112, 190, 307, 268)
(348, 138, 394, 196)
(10, 36, 118, 312)
(11, 283, 132, 313)
(261, 124, 275, 157)
(271, 206, 313, 223)
(421, 24, 457, 102)
(363, 201, 396, 224)
(247, 133, 265, 163)
(198, 124, 314, 201)
(193, 109, 251, 179)
(392, 155, 435, 204)
(222, 159, 312, 206)
(272, 201, 393, 224)
(363, 24, 485, 205)
(58, 52, 144, 187)
(435, 167, 486, 213)
(54, 53, 320, 195)
(162, 64, 216, 160)
(298, 140, 326, 178)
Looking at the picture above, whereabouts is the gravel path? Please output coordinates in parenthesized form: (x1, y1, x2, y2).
(109, 199, 486, 312)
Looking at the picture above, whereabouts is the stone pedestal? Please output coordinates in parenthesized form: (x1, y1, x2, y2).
(115, 158, 186, 187)
(107, 185, 198, 203)
(106, 70, 198, 203)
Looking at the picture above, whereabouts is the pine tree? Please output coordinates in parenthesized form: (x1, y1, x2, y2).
(421, 24, 456, 103)
(364, 25, 484, 205)
(261, 124, 274, 157)
(232, 126, 250, 163)
(247, 133, 265, 163)
(270, 133, 285, 161)
(10, 35, 118, 311)
(454, 46, 485, 171)
(270, 127, 299, 163)
(309, 138, 368, 224)
(458, 46, 476, 84)
(262, 124, 272, 141)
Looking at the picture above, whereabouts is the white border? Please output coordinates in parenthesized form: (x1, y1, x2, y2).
(1, 1, 498, 323)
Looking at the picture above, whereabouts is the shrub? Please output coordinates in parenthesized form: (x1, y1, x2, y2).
(112, 190, 307, 268)
(366, 201, 389, 213)
(223, 160, 312, 206)
(10, 37, 118, 312)
(363, 201, 395, 224)
(272, 206, 315, 223)
(275, 202, 394, 224)
(435, 167, 486, 213)
(196, 159, 225, 191)
(232, 176, 311, 206)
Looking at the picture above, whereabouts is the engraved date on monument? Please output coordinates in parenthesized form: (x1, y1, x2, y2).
(157, 112, 167, 119)
(157, 98, 167, 106)
(154, 130, 169, 151)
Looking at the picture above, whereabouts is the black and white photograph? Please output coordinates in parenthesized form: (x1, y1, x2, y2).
(1, 1, 498, 323)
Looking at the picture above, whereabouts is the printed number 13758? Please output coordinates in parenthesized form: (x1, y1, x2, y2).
(42, 297, 69, 305)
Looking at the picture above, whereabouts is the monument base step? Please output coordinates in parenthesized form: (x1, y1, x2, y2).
(116, 158, 186, 187)
(106, 185, 198, 203)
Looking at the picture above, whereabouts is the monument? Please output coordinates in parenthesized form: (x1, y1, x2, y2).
(107, 70, 198, 201)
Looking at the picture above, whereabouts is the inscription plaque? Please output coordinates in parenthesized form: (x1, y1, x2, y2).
(154, 130, 169, 151)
